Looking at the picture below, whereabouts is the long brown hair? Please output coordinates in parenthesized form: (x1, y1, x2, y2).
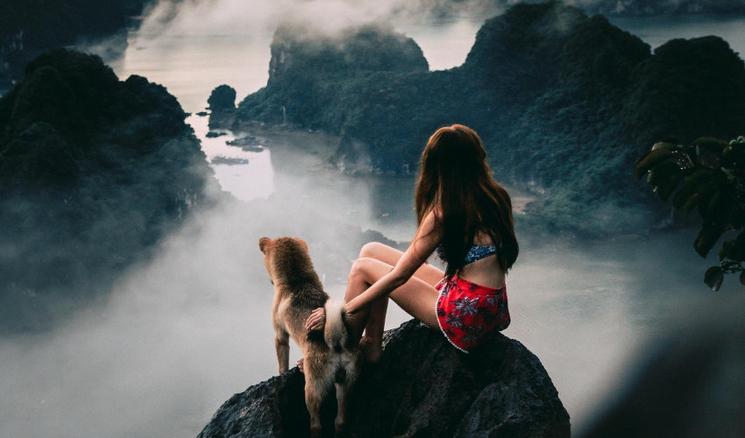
(415, 124, 518, 277)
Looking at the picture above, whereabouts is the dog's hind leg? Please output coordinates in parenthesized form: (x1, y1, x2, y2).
(334, 378, 347, 434)
(304, 380, 323, 438)
(275, 331, 289, 373)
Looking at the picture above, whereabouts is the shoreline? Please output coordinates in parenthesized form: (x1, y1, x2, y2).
(212, 118, 539, 215)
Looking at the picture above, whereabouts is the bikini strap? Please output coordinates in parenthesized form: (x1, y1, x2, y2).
(464, 244, 498, 265)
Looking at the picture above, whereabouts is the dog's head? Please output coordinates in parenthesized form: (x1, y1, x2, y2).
(258, 236, 313, 285)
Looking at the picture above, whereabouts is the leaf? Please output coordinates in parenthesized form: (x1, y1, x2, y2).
(704, 266, 724, 291)
(731, 231, 745, 261)
(694, 179, 725, 218)
(719, 240, 733, 261)
(681, 192, 701, 215)
(672, 169, 714, 210)
(635, 146, 673, 179)
(709, 189, 736, 227)
(694, 225, 725, 258)
(656, 172, 683, 201)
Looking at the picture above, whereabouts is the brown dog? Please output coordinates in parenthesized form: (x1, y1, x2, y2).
(259, 236, 360, 437)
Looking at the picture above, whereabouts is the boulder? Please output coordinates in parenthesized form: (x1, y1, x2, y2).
(198, 319, 570, 438)
(208, 85, 237, 112)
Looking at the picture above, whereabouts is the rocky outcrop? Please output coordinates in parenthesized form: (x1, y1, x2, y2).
(223, 22, 428, 134)
(208, 85, 237, 129)
(209, 85, 237, 111)
(198, 320, 570, 438)
(0, 49, 221, 332)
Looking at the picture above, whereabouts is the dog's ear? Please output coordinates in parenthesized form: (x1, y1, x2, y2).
(259, 237, 272, 254)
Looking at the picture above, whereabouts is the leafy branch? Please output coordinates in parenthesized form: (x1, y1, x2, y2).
(636, 136, 745, 291)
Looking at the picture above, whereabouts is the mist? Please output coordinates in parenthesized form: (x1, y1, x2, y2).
(0, 140, 414, 437)
(3, 1, 745, 436)
(0, 132, 734, 436)
(119, 0, 495, 111)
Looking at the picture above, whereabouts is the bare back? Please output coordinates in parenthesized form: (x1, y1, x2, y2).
(455, 231, 506, 290)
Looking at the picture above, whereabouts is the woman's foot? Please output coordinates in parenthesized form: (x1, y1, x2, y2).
(359, 335, 382, 364)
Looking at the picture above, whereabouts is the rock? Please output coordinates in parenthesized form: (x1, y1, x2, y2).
(197, 111, 210, 117)
(0, 49, 221, 333)
(208, 84, 237, 112)
(224, 134, 268, 152)
(198, 320, 570, 438)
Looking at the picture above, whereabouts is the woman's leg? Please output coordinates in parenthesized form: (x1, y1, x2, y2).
(345, 255, 440, 361)
(299, 242, 442, 372)
(355, 242, 443, 359)
(359, 242, 443, 286)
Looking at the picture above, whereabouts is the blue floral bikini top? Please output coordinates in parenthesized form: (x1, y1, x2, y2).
(436, 243, 498, 265)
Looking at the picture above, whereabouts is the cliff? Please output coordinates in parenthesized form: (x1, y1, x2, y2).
(215, 1, 745, 236)
(0, 49, 221, 332)
(198, 320, 570, 438)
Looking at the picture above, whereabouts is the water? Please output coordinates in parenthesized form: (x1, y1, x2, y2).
(2, 6, 744, 438)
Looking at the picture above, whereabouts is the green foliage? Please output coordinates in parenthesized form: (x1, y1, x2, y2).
(208, 84, 237, 111)
(225, 2, 745, 235)
(0, 49, 218, 332)
(636, 136, 745, 291)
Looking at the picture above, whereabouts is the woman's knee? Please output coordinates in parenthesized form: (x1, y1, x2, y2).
(348, 257, 376, 283)
(359, 241, 390, 259)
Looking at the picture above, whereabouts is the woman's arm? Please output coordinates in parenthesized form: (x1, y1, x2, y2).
(345, 210, 442, 315)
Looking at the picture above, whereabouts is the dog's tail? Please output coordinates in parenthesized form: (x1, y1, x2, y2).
(324, 298, 352, 353)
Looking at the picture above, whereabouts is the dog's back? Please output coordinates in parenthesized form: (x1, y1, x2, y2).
(260, 236, 328, 346)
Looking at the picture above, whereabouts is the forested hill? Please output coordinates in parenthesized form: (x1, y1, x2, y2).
(218, 1, 745, 235)
(0, 49, 221, 332)
(0, 0, 154, 91)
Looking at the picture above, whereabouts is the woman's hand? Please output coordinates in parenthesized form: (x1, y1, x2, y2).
(304, 307, 326, 331)
(343, 300, 360, 318)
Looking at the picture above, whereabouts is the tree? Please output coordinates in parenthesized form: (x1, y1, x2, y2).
(636, 136, 745, 291)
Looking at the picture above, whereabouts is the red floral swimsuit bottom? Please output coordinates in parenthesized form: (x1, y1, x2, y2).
(434, 244, 511, 353)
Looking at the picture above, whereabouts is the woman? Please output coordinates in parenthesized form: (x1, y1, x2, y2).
(303, 123, 518, 365)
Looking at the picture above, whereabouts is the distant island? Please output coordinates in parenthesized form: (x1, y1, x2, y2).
(0, 49, 221, 332)
(212, 1, 745, 235)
